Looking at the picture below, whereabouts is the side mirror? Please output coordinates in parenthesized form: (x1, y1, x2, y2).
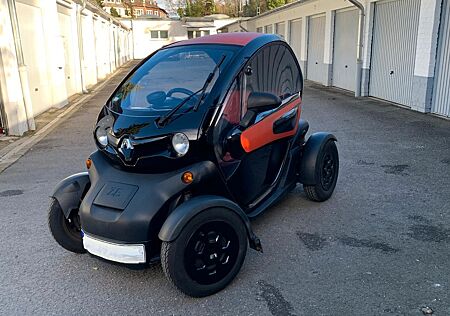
(247, 92, 282, 113)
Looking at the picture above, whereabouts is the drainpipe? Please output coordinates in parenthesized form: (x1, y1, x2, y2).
(7, 0, 35, 131)
(348, 0, 365, 97)
(76, 0, 88, 93)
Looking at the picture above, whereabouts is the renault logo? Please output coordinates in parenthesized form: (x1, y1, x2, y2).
(119, 137, 134, 162)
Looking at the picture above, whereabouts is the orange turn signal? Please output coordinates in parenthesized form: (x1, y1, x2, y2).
(86, 158, 92, 169)
(182, 171, 194, 184)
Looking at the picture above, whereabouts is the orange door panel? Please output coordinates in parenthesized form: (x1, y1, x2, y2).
(240, 97, 302, 153)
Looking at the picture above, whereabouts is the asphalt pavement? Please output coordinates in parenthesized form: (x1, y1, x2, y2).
(0, 61, 449, 315)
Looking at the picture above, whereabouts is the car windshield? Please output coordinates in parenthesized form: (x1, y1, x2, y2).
(108, 45, 239, 117)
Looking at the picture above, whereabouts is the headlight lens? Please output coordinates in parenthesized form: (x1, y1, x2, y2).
(95, 127, 108, 147)
(172, 133, 189, 156)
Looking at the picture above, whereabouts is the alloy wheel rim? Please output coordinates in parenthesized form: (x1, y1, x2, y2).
(184, 221, 239, 285)
(321, 153, 335, 191)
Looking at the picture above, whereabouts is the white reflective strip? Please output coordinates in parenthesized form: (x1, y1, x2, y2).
(83, 234, 146, 264)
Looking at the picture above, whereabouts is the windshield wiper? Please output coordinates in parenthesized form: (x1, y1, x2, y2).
(156, 54, 226, 127)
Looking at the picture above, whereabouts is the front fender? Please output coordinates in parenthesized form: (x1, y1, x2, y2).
(51, 172, 90, 218)
(158, 195, 262, 251)
(299, 132, 337, 185)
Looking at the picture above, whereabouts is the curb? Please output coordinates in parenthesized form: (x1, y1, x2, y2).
(0, 68, 119, 174)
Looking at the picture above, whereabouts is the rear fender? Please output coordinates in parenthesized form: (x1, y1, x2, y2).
(299, 132, 337, 185)
(158, 195, 263, 252)
(51, 172, 90, 218)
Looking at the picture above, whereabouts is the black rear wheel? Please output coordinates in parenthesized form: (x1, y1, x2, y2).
(48, 198, 85, 253)
(161, 208, 247, 297)
(303, 140, 339, 202)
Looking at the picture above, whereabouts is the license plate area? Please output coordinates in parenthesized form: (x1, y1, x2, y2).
(93, 182, 138, 210)
(83, 233, 146, 264)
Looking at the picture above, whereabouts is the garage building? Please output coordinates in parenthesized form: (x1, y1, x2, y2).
(221, 0, 449, 119)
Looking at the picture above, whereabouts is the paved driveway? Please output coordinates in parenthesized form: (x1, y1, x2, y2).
(0, 63, 449, 315)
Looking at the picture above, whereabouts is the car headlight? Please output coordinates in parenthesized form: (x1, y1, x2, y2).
(95, 127, 108, 147)
(172, 133, 189, 156)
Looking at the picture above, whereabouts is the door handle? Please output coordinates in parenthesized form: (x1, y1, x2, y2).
(273, 107, 297, 134)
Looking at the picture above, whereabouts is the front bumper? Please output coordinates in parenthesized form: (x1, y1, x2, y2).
(83, 232, 146, 264)
(79, 151, 218, 258)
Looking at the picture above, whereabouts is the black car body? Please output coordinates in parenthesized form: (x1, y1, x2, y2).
(48, 33, 339, 297)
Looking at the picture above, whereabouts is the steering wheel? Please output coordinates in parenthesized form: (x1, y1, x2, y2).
(167, 88, 195, 99)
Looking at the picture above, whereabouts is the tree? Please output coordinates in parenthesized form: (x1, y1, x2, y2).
(110, 7, 121, 17)
(243, 0, 257, 17)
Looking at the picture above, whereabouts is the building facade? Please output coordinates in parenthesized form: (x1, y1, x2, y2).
(102, 0, 168, 18)
(0, 0, 132, 136)
(122, 14, 238, 59)
(221, 0, 450, 118)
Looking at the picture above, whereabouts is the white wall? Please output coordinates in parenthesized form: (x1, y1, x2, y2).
(0, 0, 131, 135)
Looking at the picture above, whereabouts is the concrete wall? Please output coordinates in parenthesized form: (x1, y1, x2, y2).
(0, 0, 132, 136)
(221, 0, 444, 115)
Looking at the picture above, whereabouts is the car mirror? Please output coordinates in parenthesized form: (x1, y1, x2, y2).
(247, 92, 282, 113)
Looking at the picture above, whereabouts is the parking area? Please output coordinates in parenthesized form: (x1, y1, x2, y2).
(0, 64, 449, 315)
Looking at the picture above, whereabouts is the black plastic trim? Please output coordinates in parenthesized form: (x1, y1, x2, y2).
(299, 132, 337, 185)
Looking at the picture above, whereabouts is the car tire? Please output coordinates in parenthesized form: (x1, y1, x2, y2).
(161, 207, 248, 297)
(303, 140, 339, 202)
(48, 198, 86, 253)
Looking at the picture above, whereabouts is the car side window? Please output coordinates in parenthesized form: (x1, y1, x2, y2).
(213, 79, 242, 161)
(242, 44, 302, 114)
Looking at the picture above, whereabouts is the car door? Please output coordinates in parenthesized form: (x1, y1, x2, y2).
(214, 43, 303, 208)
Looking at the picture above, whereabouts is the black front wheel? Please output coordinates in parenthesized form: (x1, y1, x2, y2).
(161, 208, 248, 297)
(303, 140, 339, 202)
(48, 198, 85, 253)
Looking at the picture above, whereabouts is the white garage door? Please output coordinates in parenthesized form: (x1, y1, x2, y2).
(432, 0, 450, 117)
(332, 8, 358, 92)
(275, 22, 285, 39)
(16, 2, 52, 116)
(57, 5, 78, 97)
(289, 19, 302, 63)
(369, 0, 421, 107)
(307, 14, 327, 84)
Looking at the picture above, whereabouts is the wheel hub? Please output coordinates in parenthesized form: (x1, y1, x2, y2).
(321, 154, 335, 191)
(185, 221, 239, 285)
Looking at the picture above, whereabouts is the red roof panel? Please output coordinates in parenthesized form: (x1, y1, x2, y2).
(167, 32, 263, 47)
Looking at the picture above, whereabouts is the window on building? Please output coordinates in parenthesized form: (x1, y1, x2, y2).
(136, 9, 143, 15)
(187, 30, 210, 39)
(256, 27, 263, 33)
(150, 30, 169, 39)
(116, 0, 121, 3)
(264, 25, 272, 33)
(160, 30, 168, 39)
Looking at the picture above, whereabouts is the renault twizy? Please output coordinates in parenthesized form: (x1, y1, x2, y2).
(48, 33, 339, 297)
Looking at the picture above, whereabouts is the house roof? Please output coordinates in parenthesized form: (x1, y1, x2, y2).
(167, 32, 264, 47)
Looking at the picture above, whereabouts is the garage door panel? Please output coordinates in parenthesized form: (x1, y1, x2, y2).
(307, 15, 327, 84)
(58, 9, 78, 97)
(16, 2, 52, 115)
(332, 9, 358, 92)
(432, 0, 450, 117)
(289, 19, 302, 64)
(370, 0, 421, 107)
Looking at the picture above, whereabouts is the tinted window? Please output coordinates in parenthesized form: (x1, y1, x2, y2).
(243, 44, 301, 111)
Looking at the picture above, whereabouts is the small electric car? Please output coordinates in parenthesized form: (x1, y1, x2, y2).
(48, 33, 339, 297)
